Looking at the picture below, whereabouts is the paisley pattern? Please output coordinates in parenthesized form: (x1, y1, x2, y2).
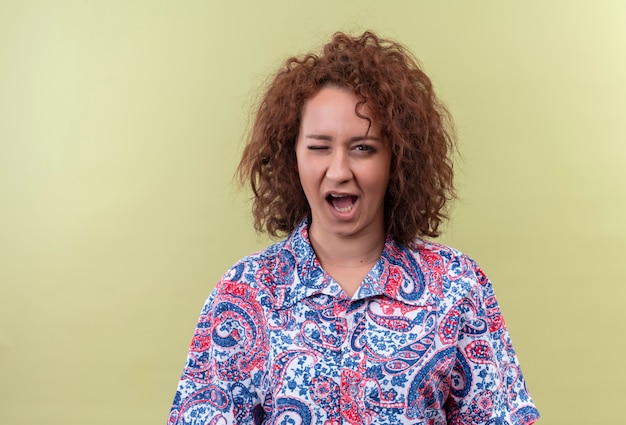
(169, 221, 539, 425)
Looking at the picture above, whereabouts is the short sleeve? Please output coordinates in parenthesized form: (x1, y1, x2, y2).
(445, 264, 540, 425)
(168, 277, 268, 425)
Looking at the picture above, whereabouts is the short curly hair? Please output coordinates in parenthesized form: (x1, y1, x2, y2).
(237, 31, 456, 244)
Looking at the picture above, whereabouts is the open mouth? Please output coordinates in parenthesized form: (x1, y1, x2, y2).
(326, 194, 358, 213)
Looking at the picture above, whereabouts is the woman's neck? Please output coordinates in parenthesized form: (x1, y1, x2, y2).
(308, 224, 386, 269)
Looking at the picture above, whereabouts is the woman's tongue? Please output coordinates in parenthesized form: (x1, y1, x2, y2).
(328, 195, 357, 213)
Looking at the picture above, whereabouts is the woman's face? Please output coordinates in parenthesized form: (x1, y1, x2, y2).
(295, 86, 391, 241)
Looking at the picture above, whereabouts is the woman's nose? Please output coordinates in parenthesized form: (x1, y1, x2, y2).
(325, 150, 352, 182)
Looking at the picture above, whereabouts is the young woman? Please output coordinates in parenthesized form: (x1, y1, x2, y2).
(169, 31, 539, 425)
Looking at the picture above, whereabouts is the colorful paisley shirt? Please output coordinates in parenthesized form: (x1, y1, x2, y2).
(169, 221, 539, 425)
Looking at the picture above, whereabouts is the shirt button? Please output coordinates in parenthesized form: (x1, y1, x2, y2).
(349, 384, 358, 395)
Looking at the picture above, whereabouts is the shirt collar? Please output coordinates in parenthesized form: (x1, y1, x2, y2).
(274, 220, 431, 309)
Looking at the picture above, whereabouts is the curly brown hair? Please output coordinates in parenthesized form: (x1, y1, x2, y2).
(237, 31, 456, 244)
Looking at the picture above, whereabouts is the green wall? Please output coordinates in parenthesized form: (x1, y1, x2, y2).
(1, 1, 625, 423)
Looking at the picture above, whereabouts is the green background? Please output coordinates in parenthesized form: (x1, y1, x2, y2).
(1, 1, 625, 423)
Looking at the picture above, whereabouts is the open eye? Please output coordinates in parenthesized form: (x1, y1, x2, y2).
(354, 144, 375, 153)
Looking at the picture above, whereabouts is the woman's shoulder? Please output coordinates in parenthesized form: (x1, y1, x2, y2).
(214, 236, 297, 298)
(397, 238, 490, 297)
(406, 238, 479, 270)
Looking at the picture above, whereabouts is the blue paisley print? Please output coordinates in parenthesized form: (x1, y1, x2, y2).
(169, 221, 539, 425)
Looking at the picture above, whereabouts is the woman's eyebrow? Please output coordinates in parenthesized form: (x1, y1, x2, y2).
(304, 134, 382, 142)
(348, 135, 382, 143)
(304, 134, 332, 141)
